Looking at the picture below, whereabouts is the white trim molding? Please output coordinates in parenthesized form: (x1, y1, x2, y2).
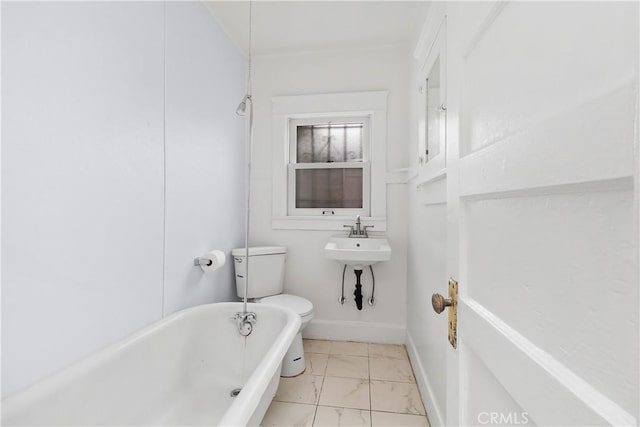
(460, 1, 509, 59)
(303, 319, 405, 344)
(386, 168, 410, 184)
(406, 332, 445, 427)
(271, 91, 388, 230)
(413, 2, 446, 61)
(271, 216, 387, 232)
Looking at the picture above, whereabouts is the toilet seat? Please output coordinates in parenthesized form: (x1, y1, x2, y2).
(260, 294, 313, 317)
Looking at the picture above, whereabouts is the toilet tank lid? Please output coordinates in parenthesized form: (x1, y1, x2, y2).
(231, 246, 287, 257)
(260, 294, 313, 316)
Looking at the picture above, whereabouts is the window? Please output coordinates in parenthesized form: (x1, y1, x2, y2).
(288, 118, 370, 216)
(271, 91, 387, 230)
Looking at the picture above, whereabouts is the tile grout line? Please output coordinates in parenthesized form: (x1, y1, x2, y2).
(368, 345, 373, 426)
(317, 403, 428, 417)
(311, 346, 325, 426)
(292, 341, 427, 426)
(317, 351, 328, 426)
(311, 403, 319, 427)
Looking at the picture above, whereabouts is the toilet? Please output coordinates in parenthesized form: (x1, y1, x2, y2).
(231, 246, 313, 377)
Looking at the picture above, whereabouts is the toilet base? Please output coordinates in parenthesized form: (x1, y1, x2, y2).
(281, 331, 305, 377)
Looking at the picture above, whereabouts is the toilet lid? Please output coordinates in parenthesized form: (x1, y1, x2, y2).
(260, 294, 313, 317)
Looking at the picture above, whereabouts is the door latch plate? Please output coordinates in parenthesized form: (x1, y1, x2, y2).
(448, 278, 458, 349)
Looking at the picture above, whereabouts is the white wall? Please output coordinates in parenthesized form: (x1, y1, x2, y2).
(1, 1, 246, 397)
(163, 2, 246, 315)
(405, 7, 449, 419)
(250, 46, 410, 343)
(406, 182, 447, 426)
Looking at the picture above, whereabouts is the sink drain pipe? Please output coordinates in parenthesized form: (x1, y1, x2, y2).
(354, 269, 364, 310)
(339, 265, 376, 307)
(368, 265, 375, 306)
(339, 265, 347, 304)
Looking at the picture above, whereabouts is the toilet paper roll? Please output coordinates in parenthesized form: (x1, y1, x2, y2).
(198, 250, 226, 272)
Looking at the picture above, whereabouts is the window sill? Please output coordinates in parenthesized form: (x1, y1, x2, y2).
(271, 216, 387, 231)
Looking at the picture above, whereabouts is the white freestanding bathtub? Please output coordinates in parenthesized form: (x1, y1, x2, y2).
(1, 302, 301, 427)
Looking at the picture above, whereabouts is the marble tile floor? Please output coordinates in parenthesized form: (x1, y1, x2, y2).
(262, 340, 430, 427)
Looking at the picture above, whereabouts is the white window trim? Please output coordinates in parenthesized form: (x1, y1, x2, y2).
(288, 116, 370, 217)
(272, 91, 388, 231)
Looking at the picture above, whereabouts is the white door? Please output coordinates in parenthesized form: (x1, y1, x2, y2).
(435, 2, 638, 426)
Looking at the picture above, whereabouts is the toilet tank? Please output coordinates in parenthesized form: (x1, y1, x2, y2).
(231, 246, 286, 298)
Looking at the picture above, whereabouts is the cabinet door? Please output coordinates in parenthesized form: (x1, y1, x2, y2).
(417, 18, 447, 181)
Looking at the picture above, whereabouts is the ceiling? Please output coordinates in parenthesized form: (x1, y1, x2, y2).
(203, 1, 430, 56)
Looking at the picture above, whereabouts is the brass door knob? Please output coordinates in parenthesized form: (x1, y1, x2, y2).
(431, 293, 452, 314)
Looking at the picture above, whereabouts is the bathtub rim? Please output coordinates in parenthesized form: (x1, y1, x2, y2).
(2, 302, 301, 427)
(219, 302, 301, 426)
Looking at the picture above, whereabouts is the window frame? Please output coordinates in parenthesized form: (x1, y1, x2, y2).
(271, 91, 388, 231)
(287, 116, 371, 217)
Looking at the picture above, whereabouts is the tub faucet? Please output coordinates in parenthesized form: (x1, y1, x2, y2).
(343, 215, 374, 238)
(235, 311, 257, 336)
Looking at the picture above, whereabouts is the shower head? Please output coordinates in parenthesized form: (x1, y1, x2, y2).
(235, 94, 251, 116)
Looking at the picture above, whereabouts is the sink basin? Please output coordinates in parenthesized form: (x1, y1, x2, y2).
(324, 236, 391, 267)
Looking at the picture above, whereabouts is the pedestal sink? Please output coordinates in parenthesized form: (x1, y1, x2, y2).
(325, 235, 391, 310)
(324, 236, 391, 268)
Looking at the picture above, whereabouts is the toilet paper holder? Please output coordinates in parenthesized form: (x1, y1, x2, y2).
(193, 250, 226, 272)
(194, 257, 213, 267)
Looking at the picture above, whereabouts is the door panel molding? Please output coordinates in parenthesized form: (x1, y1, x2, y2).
(460, 1, 509, 59)
(416, 174, 447, 206)
(460, 82, 636, 198)
(460, 298, 636, 426)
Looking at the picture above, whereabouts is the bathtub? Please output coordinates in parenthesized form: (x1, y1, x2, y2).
(2, 302, 301, 427)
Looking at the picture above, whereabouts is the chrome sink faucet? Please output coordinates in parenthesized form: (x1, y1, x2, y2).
(355, 215, 362, 236)
(343, 215, 374, 238)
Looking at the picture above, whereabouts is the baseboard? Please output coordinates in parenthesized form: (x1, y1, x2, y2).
(406, 332, 445, 427)
(303, 319, 406, 344)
